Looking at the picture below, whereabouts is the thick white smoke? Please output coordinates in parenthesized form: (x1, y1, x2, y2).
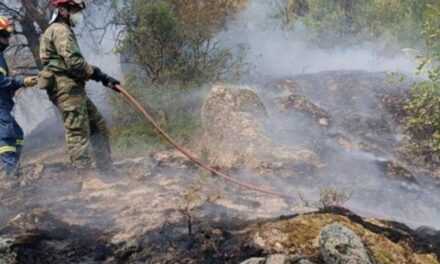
(218, 0, 417, 78)
(217, 0, 439, 229)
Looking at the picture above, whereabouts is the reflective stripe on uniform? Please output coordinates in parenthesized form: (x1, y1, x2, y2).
(16, 139, 24, 146)
(0, 67, 7, 76)
(0, 145, 16, 154)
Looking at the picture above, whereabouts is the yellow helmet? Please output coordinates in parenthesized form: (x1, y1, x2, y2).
(0, 16, 13, 35)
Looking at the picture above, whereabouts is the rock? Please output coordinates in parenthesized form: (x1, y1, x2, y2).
(265, 254, 292, 264)
(241, 257, 266, 264)
(114, 239, 142, 261)
(251, 211, 439, 264)
(416, 226, 439, 240)
(201, 84, 320, 173)
(416, 226, 440, 249)
(296, 260, 316, 264)
(279, 94, 330, 127)
(319, 223, 373, 264)
(375, 159, 418, 184)
(241, 254, 297, 264)
(0, 236, 17, 264)
(151, 150, 194, 169)
(319, 118, 329, 127)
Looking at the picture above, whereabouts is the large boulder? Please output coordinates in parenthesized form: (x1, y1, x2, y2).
(201, 84, 320, 174)
(319, 223, 373, 264)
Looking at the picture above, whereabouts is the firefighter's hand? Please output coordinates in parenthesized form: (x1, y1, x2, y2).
(23, 76, 38, 88)
(91, 67, 120, 89)
(102, 75, 120, 89)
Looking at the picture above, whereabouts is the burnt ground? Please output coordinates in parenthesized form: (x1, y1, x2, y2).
(0, 146, 309, 263)
(0, 146, 435, 262)
(1, 191, 439, 264)
(258, 71, 440, 226)
(1, 71, 440, 263)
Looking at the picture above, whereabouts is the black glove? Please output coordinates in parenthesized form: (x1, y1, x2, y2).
(91, 67, 120, 89)
(102, 75, 120, 89)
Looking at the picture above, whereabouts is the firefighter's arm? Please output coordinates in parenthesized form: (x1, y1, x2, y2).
(52, 25, 94, 79)
(0, 66, 25, 91)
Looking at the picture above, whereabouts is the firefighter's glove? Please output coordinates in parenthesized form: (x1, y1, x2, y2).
(91, 67, 120, 90)
(102, 75, 120, 89)
(23, 76, 38, 88)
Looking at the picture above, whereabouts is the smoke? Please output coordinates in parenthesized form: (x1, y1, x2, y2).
(7, 0, 439, 238)
(218, 0, 417, 79)
(215, 0, 440, 229)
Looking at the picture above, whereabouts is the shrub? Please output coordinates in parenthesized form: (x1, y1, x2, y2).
(117, 0, 245, 84)
(405, 82, 440, 153)
(111, 0, 247, 149)
(318, 187, 352, 209)
(404, 3, 440, 163)
(274, 0, 429, 49)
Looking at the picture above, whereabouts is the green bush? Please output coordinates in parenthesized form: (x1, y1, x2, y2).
(118, 1, 181, 82)
(110, 0, 247, 154)
(117, 0, 245, 84)
(404, 3, 440, 161)
(405, 82, 440, 153)
(417, 3, 440, 81)
(275, 0, 430, 49)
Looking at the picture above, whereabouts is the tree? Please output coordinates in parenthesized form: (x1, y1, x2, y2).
(0, 0, 114, 70)
(0, 0, 50, 69)
(0, 0, 117, 134)
(116, 0, 246, 84)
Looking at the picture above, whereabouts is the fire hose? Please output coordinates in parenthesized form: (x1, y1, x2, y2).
(113, 84, 296, 200)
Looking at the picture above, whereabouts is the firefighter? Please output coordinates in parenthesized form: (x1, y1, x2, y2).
(39, 0, 120, 175)
(0, 16, 38, 188)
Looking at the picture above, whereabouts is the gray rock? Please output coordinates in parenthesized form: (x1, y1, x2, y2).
(319, 223, 373, 264)
(201, 85, 320, 172)
(0, 236, 17, 264)
(265, 254, 291, 264)
(297, 260, 316, 264)
(241, 258, 266, 264)
(416, 226, 438, 240)
(416, 226, 440, 249)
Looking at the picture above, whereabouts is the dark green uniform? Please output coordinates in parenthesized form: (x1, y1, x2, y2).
(39, 22, 112, 170)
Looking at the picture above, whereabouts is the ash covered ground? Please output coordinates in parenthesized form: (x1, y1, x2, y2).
(0, 71, 439, 263)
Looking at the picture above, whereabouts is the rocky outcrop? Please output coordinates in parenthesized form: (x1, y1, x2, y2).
(278, 94, 330, 127)
(251, 209, 439, 264)
(201, 84, 320, 174)
(319, 223, 373, 264)
(240, 254, 312, 264)
(241, 257, 266, 264)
